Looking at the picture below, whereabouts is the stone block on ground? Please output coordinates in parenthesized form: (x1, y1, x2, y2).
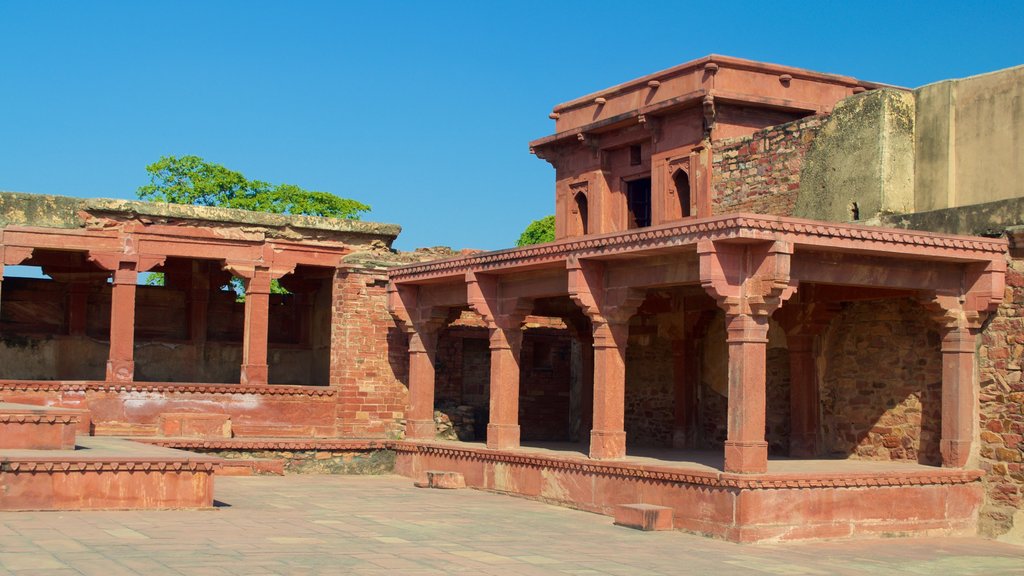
(614, 503, 673, 531)
(414, 470, 466, 489)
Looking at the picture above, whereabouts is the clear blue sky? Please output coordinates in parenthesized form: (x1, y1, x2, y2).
(1, 1, 1022, 251)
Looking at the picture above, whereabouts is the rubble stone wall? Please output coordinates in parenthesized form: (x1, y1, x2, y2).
(820, 298, 943, 464)
(977, 255, 1024, 537)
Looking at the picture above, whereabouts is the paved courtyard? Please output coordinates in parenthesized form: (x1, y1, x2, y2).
(0, 475, 1021, 575)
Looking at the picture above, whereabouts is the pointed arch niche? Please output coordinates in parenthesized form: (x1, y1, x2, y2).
(569, 181, 590, 237)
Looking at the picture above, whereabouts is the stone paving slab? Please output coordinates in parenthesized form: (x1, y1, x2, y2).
(0, 475, 1020, 575)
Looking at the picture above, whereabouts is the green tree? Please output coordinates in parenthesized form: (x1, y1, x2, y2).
(516, 215, 555, 246)
(138, 155, 369, 295)
(137, 155, 370, 219)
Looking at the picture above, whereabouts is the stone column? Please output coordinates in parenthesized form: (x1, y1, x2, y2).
(940, 324, 976, 467)
(590, 319, 630, 459)
(106, 261, 138, 382)
(406, 327, 439, 440)
(787, 333, 819, 457)
(240, 268, 272, 386)
(487, 321, 523, 449)
(723, 313, 771, 473)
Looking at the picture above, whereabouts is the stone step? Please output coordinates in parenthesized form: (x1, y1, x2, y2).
(0, 403, 88, 450)
(217, 458, 286, 477)
(614, 504, 674, 531)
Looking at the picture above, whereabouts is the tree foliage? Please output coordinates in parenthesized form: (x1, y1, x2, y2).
(137, 155, 369, 295)
(137, 155, 370, 219)
(516, 215, 555, 246)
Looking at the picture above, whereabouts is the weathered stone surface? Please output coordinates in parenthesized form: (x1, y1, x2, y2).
(208, 449, 396, 475)
(795, 89, 916, 223)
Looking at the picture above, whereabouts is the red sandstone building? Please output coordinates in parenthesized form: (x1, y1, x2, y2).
(1, 56, 1023, 543)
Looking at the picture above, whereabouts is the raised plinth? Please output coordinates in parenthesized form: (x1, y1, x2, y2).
(0, 403, 86, 450)
(0, 437, 221, 511)
(393, 441, 984, 543)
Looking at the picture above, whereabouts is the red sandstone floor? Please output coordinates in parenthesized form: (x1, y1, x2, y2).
(0, 475, 1020, 575)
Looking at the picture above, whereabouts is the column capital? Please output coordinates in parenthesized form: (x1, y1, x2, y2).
(386, 282, 450, 335)
(699, 239, 795, 317)
(923, 293, 987, 334)
(88, 252, 165, 274)
(567, 258, 644, 326)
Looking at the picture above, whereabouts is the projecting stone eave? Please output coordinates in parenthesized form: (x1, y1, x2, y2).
(529, 54, 907, 152)
(553, 55, 906, 115)
(388, 213, 1008, 285)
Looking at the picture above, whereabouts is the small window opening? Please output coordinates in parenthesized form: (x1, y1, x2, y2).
(574, 192, 589, 235)
(629, 144, 642, 166)
(626, 177, 652, 228)
(673, 169, 691, 218)
(849, 201, 860, 221)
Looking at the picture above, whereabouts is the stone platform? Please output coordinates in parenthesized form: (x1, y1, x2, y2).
(0, 402, 86, 450)
(392, 440, 983, 543)
(0, 436, 221, 511)
(0, 401, 221, 511)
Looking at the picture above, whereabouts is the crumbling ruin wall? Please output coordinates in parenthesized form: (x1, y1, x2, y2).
(331, 267, 408, 439)
(711, 116, 824, 217)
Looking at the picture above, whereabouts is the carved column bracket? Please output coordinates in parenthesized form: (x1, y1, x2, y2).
(922, 289, 992, 468)
(699, 239, 795, 473)
(466, 272, 531, 449)
(387, 282, 451, 441)
(567, 258, 645, 459)
(221, 262, 294, 386)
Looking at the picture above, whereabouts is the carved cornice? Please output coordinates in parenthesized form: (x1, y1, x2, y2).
(1, 460, 220, 473)
(0, 381, 337, 397)
(0, 414, 80, 425)
(389, 215, 1008, 283)
(391, 442, 982, 489)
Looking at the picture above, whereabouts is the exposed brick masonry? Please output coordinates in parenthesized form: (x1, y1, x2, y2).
(711, 116, 825, 216)
(331, 268, 408, 439)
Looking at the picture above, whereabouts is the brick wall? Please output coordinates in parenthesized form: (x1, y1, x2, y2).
(977, 255, 1024, 537)
(711, 116, 824, 216)
(331, 267, 408, 438)
(820, 298, 942, 464)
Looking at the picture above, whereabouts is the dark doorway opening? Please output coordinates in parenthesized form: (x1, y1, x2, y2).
(626, 177, 652, 228)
